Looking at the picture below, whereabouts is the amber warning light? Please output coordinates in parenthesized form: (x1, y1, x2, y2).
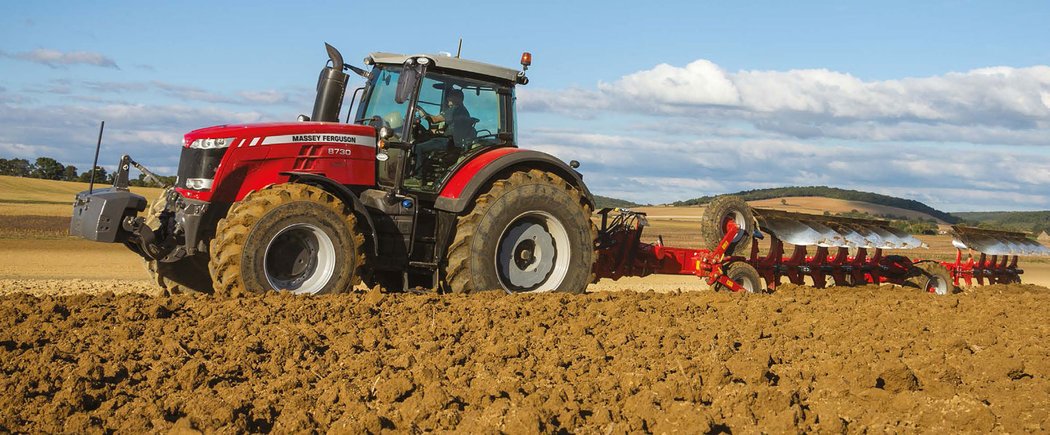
(520, 52, 532, 69)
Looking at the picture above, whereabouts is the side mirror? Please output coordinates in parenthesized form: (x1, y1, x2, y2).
(395, 60, 424, 104)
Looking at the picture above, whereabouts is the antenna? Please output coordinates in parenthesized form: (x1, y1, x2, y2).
(456, 38, 463, 58)
(88, 121, 105, 194)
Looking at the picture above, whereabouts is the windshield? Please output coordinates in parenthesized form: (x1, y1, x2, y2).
(356, 66, 408, 131)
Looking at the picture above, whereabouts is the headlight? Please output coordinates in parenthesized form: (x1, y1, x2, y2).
(184, 178, 214, 190)
(188, 137, 235, 149)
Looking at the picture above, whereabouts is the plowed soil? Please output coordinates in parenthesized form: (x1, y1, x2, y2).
(2, 284, 1048, 433)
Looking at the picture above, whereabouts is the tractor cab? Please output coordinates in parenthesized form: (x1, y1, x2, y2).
(354, 52, 528, 193)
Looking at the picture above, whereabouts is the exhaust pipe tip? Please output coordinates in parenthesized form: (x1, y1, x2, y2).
(311, 42, 349, 123)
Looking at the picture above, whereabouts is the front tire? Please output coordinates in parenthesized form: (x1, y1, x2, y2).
(444, 170, 597, 294)
(209, 184, 365, 296)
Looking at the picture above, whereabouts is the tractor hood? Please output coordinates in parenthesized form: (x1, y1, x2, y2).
(183, 122, 377, 148)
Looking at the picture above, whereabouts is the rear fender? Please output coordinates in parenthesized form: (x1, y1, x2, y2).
(281, 172, 380, 256)
(435, 148, 594, 214)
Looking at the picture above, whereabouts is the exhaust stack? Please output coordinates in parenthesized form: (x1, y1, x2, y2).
(311, 43, 349, 122)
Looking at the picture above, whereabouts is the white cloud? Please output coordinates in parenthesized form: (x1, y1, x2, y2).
(599, 60, 740, 107)
(1, 48, 119, 69)
(238, 90, 289, 105)
(522, 61, 1050, 146)
(0, 102, 273, 171)
(521, 129, 1050, 211)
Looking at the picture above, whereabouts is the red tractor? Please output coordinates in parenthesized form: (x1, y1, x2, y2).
(70, 44, 1049, 296)
(71, 43, 596, 295)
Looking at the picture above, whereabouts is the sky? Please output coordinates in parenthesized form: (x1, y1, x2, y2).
(1, 0, 1049, 212)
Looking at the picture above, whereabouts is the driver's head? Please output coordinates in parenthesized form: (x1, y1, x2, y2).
(447, 88, 464, 107)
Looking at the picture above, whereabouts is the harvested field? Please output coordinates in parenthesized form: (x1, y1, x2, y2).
(0, 215, 73, 239)
(1, 285, 1048, 432)
(1, 179, 1048, 432)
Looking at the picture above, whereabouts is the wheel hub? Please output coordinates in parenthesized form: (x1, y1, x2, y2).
(496, 212, 571, 292)
(514, 239, 537, 269)
(263, 223, 336, 294)
(927, 276, 948, 295)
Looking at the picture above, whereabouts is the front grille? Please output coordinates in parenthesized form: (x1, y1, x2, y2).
(176, 147, 226, 189)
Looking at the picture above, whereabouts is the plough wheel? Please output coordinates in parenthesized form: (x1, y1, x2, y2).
(716, 262, 763, 293)
(701, 195, 754, 256)
(908, 262, 956, 295)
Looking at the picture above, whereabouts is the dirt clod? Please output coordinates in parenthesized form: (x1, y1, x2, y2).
(0, 284, 1048, 432)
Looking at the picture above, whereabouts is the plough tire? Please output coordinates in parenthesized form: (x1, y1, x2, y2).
(444, 169, 596, 294)
(716, 262, 763, 293)
(701, 195, 754, 256)
(209, 184, 366, 296)
(908, 262, 956, 295)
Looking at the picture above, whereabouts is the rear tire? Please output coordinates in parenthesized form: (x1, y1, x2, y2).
(715, 262, 764, 293)
(701, 195, 754, 256)
(907, 262, 956, 295)
(444, 169, 596, 294)
(209, 184, 366, 296)
(143, 189, 212, 295)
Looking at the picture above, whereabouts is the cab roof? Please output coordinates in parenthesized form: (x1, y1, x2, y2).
(368, 52, 521, 83)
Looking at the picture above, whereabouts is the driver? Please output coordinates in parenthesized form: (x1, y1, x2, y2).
(413, 88, 473, 175)
(424, 88, 472, 141)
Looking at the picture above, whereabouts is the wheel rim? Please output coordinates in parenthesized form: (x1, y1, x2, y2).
(927, 275, 948, 295)
(263, 223, 336, 294)
(734, 272, 758, 293)
(495, 211, 571, 292)
(722, 210, 749, 243)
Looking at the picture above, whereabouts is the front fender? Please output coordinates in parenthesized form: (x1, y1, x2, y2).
(434, 148, 594, 214)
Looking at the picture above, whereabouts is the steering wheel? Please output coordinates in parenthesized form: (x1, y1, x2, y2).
(413, 107, 434, 129)
(411, 107, 437, 140)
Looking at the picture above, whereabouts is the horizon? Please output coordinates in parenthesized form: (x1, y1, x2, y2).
(2, 1, 1049, 212)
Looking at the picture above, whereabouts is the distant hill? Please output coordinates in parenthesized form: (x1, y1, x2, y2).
(593, 195, 642, 210)
(953, 211, 1050, 234)
(673, 186, 960, 224)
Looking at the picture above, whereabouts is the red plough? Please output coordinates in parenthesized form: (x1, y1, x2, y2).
(593, 196, 1049, 294)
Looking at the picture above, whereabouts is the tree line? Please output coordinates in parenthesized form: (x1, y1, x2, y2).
(0, 157, 175, 187)
(673, 186, 961, 224)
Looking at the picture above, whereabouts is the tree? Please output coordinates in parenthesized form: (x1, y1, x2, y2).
(31, 157, 66, 180)
(79, 166, 108, 183)
(62, 165, 79, 181)
(0, 158, 32, 177)
(780, 198, 788, 206)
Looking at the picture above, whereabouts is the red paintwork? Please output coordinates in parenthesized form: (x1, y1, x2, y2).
(438, 147, 523, 200)
(945, 251, 1021, 286)
(593, 212, 747, 292)
(175, 122, 377, 203)
(594, 210, 1028, 292)
(592, 209, 1031, 293)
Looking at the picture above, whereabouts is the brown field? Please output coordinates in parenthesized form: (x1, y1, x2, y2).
(0, 179, 1048, 432)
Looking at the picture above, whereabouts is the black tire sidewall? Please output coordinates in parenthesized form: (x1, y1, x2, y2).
(470, 183, 593, 293)
(241, 201, 354, 294)
(722, 262, 763, 293)
(701, 196, 753, 256)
